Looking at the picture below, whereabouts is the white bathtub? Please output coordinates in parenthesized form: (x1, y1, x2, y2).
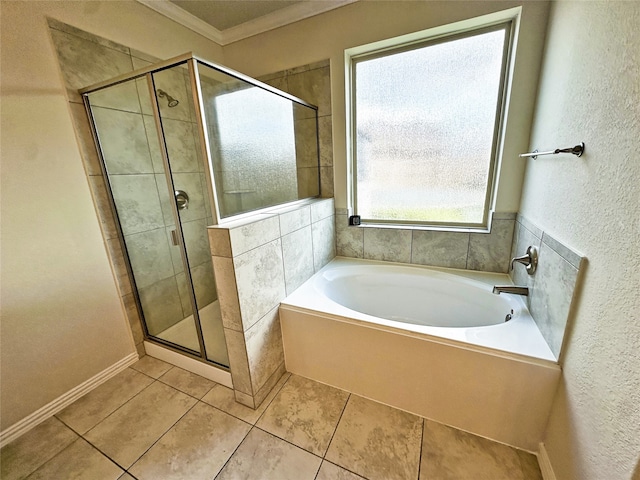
(279, 257, 561, 451)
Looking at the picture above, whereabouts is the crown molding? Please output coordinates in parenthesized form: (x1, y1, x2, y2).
(137, 0, 224, 45)
(137, 0, 357, 46)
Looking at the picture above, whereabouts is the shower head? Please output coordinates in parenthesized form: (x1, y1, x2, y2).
(156, 89, 179, 108)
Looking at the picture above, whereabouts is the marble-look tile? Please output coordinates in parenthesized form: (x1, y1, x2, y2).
(295, 117, 320, 168)
(142, 114, 163, 173)
(68, 102, 102, 176)
(411, 230, 470, 268)
(228, 215, 281, 257)
(211, 256, 242, 331)
(151, 66, 191, 122)
(298, 166, 321, 198)
(191, 260, 218, 307)
(541, 232, 583, 269)
(516, 213, 544, 239)
(257, 375, 349, 456)
(279, 205, 312, 236)
(287, 66, 332, 117)
(175, 271, 193, 317)
(316, 461, 367, 480)
(158, 366, 215, 399)
(493, 212, 517, 220)
(129, 402, 250, 480)
(162, 118, 199, 173)
(124, 227, 175, 289)
(529, 242, 579, 358)
(363, 228, 412, 263)
(47, 18, 129, 54)
(56, 368, 153, 434)
(87, 175, 118, 239)
(468, 219, 515, 273)
(420, 420, 524, 480)
(181, 218, 210, 266)
(253, 362, 287, 408)
(49, 28, 134, 103)
(312, 216, 336, 271)
(234, 239, 286, 331)
(84, 382, 196, 469)
(0, 417, 77, 480)
(282, 226, 315, 294)
(26, 438, 122, 480)
(106, 237, 133, 296)
(311, 198, 335, 223)
(202, 373, 290, 424)
(216, 428, 322, 480)
(510, 220, 543, 290)
(320, 166, 334, 198)
(224, 328, 252, 395)
(245, 307, 284, 394)
(138, 276, 185, 335)
(318, 116, 333, 167)
(336, 214, 364, 258)
(234, 389, 256, 409)
(326, 395, 422, 480)
(108, 174, 164, 235)
(172, 172, 208, 222)
(118, 473, 136, 480)
(131, 356, 172, 379)
(517, 450, 544, 480)
(123, 294, 144, 344)
(208, 227, 232, 257)
(92, 108, 153, 174)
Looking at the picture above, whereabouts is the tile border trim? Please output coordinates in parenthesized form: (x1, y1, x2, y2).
(0, 352, 139, 448)
(537, 442, 558, 480)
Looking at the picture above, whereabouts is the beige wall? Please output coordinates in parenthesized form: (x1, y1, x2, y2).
(0, 0, 223, 431)
(519, 1, 640, 479)
(222, 0, 550, 213)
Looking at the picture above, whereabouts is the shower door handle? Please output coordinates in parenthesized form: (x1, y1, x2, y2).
(170, 229, 180, 246)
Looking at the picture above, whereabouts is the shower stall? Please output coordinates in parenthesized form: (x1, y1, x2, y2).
(80, 53, 320, 374)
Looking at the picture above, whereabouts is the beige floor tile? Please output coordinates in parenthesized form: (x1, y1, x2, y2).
(316, 461, 367, 480)
(130, 355, 173, 379)
(326, 395, 422, 480)
(84, 382, 196, 468)
(0, 417, 78, 480)
(420, 420, 524, 480)
(216, 428, 321, 480)
(26, 438, 122, 479)
(256, 375, 349, 455)
(517, 450, 544, 480)
(130, 402, 250, 479)
(56, 368, 154, 434)
(158, 366, 216, 399)
(118, 474, 136, 480)
(201, 372, 290, 424)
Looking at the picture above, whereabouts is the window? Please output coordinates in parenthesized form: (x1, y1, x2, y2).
(348, 16, 514, 229)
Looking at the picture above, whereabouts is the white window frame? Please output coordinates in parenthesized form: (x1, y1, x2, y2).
(345, 8, 521, 231)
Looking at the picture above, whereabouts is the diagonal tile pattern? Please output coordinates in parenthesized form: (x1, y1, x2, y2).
(1, 356, 544, 480)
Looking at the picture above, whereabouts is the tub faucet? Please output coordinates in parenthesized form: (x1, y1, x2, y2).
(511, 245, 538, 275)
(492, 285, 529, 296)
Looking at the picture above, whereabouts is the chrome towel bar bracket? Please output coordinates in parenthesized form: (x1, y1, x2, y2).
(519, 142, 584, 160)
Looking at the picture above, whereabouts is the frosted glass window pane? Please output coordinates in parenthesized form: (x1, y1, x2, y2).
(354, 28, 506, 224)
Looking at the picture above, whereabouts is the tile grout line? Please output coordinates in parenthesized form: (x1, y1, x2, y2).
(417, 417, 425, 480)
(322, 392, 351, 459)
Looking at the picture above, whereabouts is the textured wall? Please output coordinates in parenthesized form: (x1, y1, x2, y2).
(519, 2, 640, 479)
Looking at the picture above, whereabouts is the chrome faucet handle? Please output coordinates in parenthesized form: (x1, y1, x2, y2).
(510, 245, 538, 275)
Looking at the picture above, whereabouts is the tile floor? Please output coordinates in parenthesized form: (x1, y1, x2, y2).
(1, 356, 544, 480)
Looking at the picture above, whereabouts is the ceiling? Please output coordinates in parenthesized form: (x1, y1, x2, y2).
(137, 0, 357, 45)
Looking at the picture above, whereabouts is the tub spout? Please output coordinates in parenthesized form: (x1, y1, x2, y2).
(492, 285, 529, 296)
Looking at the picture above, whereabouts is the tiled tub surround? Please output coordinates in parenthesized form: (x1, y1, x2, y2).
(510, 214, 585, 359)
(208, 198, 336, 409)
(280, 259, 561, 452)
(1, 357, 544, 480)
(336, 209, 517, 273)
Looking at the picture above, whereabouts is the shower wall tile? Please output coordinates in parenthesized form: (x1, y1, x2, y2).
(143, 115, 163, 173)
(175, 272, 193, 317)
(138, 276, 184, 336)
(162, 118, 200, 173)
(510, 219, 543, 290)
(318, 116, 333, 167)
(312, 216, 336, 272)
(89, 81, 142, 114)
(234, 239, 286, 332)
(151, 67, 191, 122)
(108, 174, 164, 235)
(336, 214, 364, 258)
(123, 293, 144, 345)
(92, 108, 153, 174)
(124, 228, 175, 289)
(182, 218, 211, 266)
(468, 219, 515, 273)
(191, 259, 218, 307)
(294, 118, 319, 169)
(87, 175, 118, 240)
(228, 215, 281, 257)
(165, 227, 184, 274)
(411, 231, 470, 269)
(320, 166, 334, 198)
(48, 17, 129, 54)
(311, 198, 335, 223)
(224, 328, 252, 396)
(105, 237, 132, 296)
(287, 66, 332, 117)
(364, 228, 412, 263)
(68, 102, 102, 176)
(245, 306, 284, 394)
(278, 205, 311, 236)
(211, 256, 242, 331)
(282, 226, 315, 294)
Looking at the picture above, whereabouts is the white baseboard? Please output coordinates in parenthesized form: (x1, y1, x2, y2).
(144, 341, 233, 388)
(0, 352, 139, 448)
(538, 442, 558, 480)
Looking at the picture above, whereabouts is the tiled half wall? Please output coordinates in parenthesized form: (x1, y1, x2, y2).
(208, 198, 336, 408)
(510, 214, 585, 359)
